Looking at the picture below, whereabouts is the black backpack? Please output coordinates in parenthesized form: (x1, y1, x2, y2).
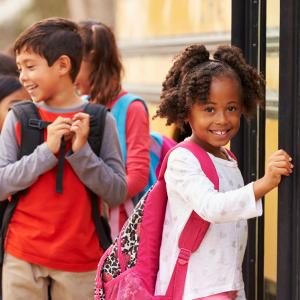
(0, 101, 113, 266)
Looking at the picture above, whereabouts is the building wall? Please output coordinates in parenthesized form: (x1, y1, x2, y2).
(114, 0, 231, 136)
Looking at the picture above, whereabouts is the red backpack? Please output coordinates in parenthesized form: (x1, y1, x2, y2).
(95, 141, 225, 300)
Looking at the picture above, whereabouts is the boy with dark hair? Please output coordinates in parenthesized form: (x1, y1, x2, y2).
(0, 17, 127, 300)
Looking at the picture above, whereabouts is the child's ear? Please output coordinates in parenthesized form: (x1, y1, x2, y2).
(56, 55, 71, 77)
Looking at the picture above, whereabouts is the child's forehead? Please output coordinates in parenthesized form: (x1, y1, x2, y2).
(16, 48, 44, 63)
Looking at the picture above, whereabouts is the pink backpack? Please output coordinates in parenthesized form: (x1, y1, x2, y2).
(95, 141, 223, 300)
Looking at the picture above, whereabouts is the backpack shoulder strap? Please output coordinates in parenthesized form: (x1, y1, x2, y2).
(83, 103, 112, 250)
(157, 140, 218, 252)
(179, 141, 219, 190)
(157, 140, 218, 186)
(0, 194, 20, 264)
(164, 140, 219, 300)
(11, 101, 45, 159)
(155, 134, 177, 179)
(12, 101, 108, 158)
(178, 141, 218, 250)
(84, 103, 107, 155)
(111, 93, 163, 200)
(111, 93, 147, 161)
(144, 131, 164, 193)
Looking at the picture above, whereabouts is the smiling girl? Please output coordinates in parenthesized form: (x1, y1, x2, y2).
(153, 44, 292, 300)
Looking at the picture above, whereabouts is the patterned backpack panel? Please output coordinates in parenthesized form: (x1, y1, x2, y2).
(96, 191, 148, 298)
(95, 141, 221, 300)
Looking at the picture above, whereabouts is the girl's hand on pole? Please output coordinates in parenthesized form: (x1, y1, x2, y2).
(253, 149, 293, 200)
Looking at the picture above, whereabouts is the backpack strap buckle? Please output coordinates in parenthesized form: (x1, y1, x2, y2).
(177, 248, 191, 265)
(28, 118, 50, 129)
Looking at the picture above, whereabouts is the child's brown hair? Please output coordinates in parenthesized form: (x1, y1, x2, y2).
(78, 20, 123, 104)
(14, 17, 83, 82)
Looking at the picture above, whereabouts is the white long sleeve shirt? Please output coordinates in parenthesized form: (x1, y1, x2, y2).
(155, 147, 262, 300)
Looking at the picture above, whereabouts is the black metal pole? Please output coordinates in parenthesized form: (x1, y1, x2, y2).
(277, 0, 300, 299)
(231, 1, 266, 299)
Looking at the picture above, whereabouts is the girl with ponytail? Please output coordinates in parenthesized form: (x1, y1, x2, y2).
(75, 21, 151, 236)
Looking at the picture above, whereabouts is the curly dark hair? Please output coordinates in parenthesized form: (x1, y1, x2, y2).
(154, 44, 265, 130)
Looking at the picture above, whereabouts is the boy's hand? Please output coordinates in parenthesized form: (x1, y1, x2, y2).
(46, 117, 72, 154)
(70, 112, 90, 153)
(254, 149, 293, 199)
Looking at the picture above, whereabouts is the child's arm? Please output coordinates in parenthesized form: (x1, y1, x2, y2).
(0, 111, 58, 200)
(125, 101, 150, 199)
(66, 113, 127, 206)
(165, 147, 289, 224)
(253, 149, 292, 199)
